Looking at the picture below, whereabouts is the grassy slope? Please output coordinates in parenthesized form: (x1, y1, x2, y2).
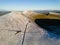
(30, 14, 60, 21)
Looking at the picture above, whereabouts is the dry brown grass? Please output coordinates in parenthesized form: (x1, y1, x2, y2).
(49, 14, 60, 18)
(29, 14, 60, 21)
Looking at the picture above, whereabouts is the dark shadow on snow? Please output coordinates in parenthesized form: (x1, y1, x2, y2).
(35, 19, 60, 36)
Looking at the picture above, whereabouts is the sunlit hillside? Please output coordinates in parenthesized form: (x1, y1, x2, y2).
(23, 10, 60, 21)
(48, 14, 60, 18)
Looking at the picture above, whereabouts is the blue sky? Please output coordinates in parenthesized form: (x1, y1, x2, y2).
(0, 0, 60, 11)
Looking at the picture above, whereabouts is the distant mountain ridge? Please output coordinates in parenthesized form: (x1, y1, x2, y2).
(33, 10, 60, 14)
(0, 9, 11, 16)
(0, 9, 7, 11)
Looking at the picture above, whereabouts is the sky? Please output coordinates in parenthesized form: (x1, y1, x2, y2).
(0, 0, 60, 11)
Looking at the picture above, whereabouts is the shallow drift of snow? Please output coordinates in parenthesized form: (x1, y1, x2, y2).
(0, 11, 60, 45)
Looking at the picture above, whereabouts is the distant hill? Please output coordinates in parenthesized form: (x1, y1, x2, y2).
(0, 9, 11, 16)
(33, 10, 60, 15)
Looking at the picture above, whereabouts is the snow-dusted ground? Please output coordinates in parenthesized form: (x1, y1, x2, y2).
(49, 12, 60, 15)
(0, 11, 29, 45)
(0, 11, 60, 45)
